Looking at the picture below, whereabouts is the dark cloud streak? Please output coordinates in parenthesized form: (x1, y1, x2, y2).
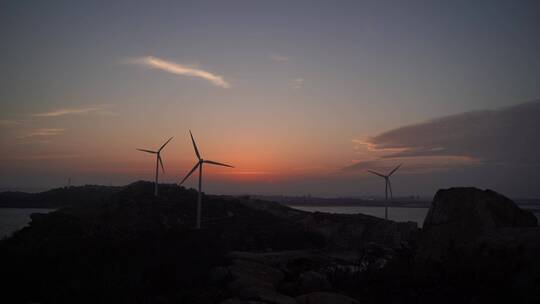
(368, 99, 540, 166)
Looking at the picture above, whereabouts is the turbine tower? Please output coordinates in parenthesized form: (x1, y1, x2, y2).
(367, 164, 402, 220)
(179, 130, 234, 229)
(136, 137, 173, 197)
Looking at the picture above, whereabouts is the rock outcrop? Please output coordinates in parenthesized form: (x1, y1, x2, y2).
(296, 292, 359, 304)
(215, 251, 365, 303)
(3, 182, 539, 303)
(424, 187, 537, 232)
(420, 187, 538, 259)
(411, 188, 540, 302)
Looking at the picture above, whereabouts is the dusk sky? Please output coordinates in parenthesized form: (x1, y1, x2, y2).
(1, 0, 540, 197)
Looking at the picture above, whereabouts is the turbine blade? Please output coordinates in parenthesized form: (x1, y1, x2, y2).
(136, 148, 157, 154)
(189, 130, 201, 160)
(204, 160, 234, 168)
(159, 137, 174, 152)
(158, 155, 165, 174)
(388, 163, 402, 176)
(179, 162, 200, 185)
(367, 170, 385, 178)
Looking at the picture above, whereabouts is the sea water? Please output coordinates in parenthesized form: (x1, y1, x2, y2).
(0, 208, 55, 239)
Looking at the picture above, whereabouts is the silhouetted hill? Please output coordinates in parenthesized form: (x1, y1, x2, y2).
(1, 183, 538, 303)
(255, 195, 431, 208)
(0, 184, 121, 208)
(0, 181, 323, 303)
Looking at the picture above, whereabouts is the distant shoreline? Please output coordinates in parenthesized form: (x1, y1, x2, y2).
(1, 184, 539, 211)
(285, 203, 430, 209)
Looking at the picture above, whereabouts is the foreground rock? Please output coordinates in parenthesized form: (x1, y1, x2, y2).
(296, 292, 359, 304)
(1, 183, 539, 303)
(212, 250, 368, 303)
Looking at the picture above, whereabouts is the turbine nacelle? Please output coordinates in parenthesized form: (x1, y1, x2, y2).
(179, 130, 234, 186)
(367, 163, 402, 179)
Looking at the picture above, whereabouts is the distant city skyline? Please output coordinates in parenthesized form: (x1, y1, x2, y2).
(1, 1, 540, 197)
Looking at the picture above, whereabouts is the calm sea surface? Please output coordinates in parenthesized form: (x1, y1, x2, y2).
(0, 208, 55, 239)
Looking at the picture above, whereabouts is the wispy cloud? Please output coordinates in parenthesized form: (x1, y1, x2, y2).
(7, 154, 81, 160)
(132, 56, 230, 88)
(0, 120, 22, 127)
(19, 128, 65, 139)
(32, 105, 112, 117)
(269, 53, 289, 63)
(290, 78, 304, 89)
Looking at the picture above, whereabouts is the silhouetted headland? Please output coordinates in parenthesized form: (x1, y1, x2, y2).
(0, 185, 120, 208)
(1, 181, 539, 303)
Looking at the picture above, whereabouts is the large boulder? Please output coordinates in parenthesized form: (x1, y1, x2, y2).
(223, 253, 295, 303)
(420, 187, 538, 258)
(228, 259, 285, 286)
(297, 270, 331, 293)
(424, 187, 537, 233)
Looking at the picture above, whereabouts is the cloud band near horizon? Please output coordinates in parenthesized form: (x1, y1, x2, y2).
(18, 128, 65, 139)
(132, 56, 230, 88)
(346, 99, 540, 173)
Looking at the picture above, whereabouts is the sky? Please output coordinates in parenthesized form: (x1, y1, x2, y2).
(1, 0, 540, 198)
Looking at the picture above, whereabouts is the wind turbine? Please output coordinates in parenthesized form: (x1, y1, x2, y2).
(179, 130, 234, 229)
(136, 137, 173, 197)
(367, 164, 402, 220)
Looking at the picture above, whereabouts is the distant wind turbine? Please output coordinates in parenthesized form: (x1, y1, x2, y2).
(137, 137, 173, 197)
(367, 164, 402, 220)
(179, 130, 234, 229)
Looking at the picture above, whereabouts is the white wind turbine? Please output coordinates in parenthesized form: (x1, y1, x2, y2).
(136, 137, 173, 197)
(179, 130, 234, 229)
(367, 164, 402, 220)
